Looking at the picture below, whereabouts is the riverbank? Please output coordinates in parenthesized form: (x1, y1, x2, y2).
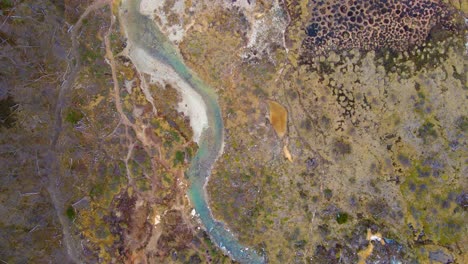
(119, 0, 265, 263)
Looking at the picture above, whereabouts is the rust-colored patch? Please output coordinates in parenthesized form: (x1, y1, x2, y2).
(268, 100, 288, 138)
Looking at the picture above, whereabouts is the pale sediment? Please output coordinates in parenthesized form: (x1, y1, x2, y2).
(125, 46, 209, 143)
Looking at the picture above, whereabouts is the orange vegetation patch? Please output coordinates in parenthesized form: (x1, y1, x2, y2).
(358, 228, 386, 264)
(268, 100, 288, 138)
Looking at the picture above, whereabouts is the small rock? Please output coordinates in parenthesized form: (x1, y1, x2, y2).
(306, 157, 318, 170)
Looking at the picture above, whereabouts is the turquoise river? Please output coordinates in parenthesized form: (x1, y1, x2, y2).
(119, 0, 265, 263)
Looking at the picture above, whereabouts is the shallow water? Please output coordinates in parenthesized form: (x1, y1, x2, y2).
(120, 1, 265, 263)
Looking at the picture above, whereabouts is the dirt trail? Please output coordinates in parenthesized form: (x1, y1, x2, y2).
(48, 0, 110, 262)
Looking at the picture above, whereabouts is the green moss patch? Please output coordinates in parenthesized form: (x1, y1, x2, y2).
(65, 109, 84, 125)
(66, 206, 76, 220)
(0, 0, 14, 9)
(173, 150, 185, 166)
(336, 212, 349, 224)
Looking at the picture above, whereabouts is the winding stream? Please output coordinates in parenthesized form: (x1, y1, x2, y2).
(119, 1, 265, 263)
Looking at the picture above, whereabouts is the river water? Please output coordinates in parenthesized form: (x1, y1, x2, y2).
(119, 1, 265, 263)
